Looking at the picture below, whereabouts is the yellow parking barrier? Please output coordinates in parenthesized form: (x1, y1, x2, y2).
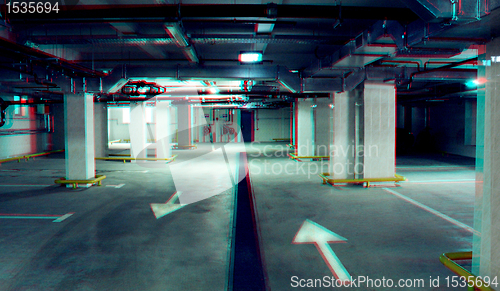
(288, 153, 329, 161)
(318, 172, 406, 187)
(172, 144, 197, 149)
(95, 155, 177, 163)
(440, 252, 495, 291)
(0, 149, 64, 164)
(55, 174, 106, 189)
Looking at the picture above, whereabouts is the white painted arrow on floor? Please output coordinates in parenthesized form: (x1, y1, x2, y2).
(150, 191, 185, 219)
(293, 219, 351, 284)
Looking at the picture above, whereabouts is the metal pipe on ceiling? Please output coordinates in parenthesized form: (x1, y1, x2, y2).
(408, 57, 478, 88)
(380, 60, 421, 71)
(5, 4, 419, 24)
(0, 38, 105, 79)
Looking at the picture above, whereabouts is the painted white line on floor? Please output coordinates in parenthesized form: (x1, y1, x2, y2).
(106, 184, 125, 188)
(402, 179, 476, 183)
(52, 212, 75, 223)
(0, 212, 75, 223)
(382, 188, 479, 236)
(0, 184, 52, 187)
(396, 166, 473, 169)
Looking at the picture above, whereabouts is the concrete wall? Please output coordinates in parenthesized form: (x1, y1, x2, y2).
(427, 101, 476, 158)
(0, 104, 52, 159)
(52, 103, 65, 150)
(411, 107, 426, 137)
(108, 106, 174, 143)
(396, 104, 405, 128)
(254, 108, 290, 142)
(195, 108, 241, 143)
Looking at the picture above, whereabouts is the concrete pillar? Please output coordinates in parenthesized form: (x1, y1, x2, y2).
(192, 106, 201, 143)
(315, 97, 332, 157)
(473, 41, 500, 278)
(177, 103, 191, 147)
(129, 102, 147, 159)
(363, 83, 396, 179)
(156, 100, 172, 158)
(64, 93, 95, 180)
(330, 83, 396, 180)
(94, 102, 108, 157)
(330, 91, 356, 179)
(295, 99, 314, 156)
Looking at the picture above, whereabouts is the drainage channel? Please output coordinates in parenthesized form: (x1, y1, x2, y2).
(228, 152, 267, 291)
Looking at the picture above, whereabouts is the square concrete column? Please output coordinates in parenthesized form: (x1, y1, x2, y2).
(330, 91, 356, 179)
(177, 103, 192, 147)
(315, 97, 332, 157)
(94, 102, 108, 158)
(295, 99, 314, 156)
(64, 93, 95, 180)
(473, 40, 500, 278)
(363, 83, 396, 179)
(156, 100, 172, 159)
(129, 102, 147, 159)
(330, 83, 396, 180)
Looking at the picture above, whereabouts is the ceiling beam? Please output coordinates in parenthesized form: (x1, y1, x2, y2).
(6, 4, 419, 24)
(103, 64, 301, 93)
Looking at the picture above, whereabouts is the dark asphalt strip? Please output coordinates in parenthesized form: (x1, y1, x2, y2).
(228, 153, 266, 291)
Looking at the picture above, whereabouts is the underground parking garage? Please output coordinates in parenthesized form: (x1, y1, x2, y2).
(0, 1, 499, 290)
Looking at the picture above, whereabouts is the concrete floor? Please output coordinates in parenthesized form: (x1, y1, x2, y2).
(0, 143, 475, 290)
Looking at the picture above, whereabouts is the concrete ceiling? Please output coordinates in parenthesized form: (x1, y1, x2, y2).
(0, 0, 496, 106)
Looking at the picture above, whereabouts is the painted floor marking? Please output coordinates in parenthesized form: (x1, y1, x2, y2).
(0, 212, 75, 222)
(150, 191, 185, 219)
(382, 188, 479, 236)
(293, 219, 351, 283)
(106, 184, 125, 188)
(403, 179, 475, 183)
(0, 184, 52, 187)
(52, 212, 75, 222)
(396, 166, 473, 169)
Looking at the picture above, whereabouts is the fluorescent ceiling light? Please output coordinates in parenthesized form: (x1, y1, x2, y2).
(256, 23, 275, 33)
(183, 46, 199, 63)
(239, 52, 263, 63)
(164, 23, 189, 47)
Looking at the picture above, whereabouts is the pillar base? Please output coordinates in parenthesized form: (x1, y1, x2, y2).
(55, 175, 106, 189)
(172, 144, 197, 150)
(95, 155, 177, 163)
(288, 153, 329, 162)
(318, 173, 406, 187)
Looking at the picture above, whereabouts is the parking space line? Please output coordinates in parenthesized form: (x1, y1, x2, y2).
(52, 212, 75, 222)
(0, 212, 75, 222)
(0, 184, 52, 187)
(382, 188, 479, 236)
